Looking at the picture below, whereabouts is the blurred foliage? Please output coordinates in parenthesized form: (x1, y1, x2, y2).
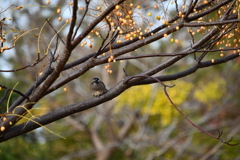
(193, 76, 226, 104)
(0, 129, 95, 160)
(115, 80, 193, 126)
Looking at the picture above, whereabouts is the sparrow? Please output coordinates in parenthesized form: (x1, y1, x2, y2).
(90, 78, 108, 97)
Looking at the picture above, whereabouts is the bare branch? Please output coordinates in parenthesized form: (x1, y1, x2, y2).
(72, 0, 90, 40)
(183, 19, 240, 27)
(0, 85, 29, 99)
(0, 55, 47, 72)
(136, 53, 240, 85)
(71, 0, 126, 49)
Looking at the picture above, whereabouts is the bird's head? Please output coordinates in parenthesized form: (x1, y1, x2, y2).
(92, 78, 100, 84)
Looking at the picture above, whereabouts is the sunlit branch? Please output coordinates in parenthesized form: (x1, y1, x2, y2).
(183, 19, 240, 27)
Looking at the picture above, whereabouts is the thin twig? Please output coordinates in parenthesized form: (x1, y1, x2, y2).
(115, 46, 239, 61)
(0, 55, 46, 72)
(183, 19, 240, 27)
(72, 0, 90, 40)
(183, 0, 198, 20)
(0, 85, 29, 99)
(71, 0, 126, 49)
(93, 18, 112, 58)
(66, 0, 78, 47)
(132, 75, 240, 146)
(0, 89, 10, 106)
(123, 68, 128, 76)
(46, 19, 65, 45)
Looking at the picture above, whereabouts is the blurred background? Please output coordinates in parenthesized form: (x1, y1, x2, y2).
(0, 0, 240, 159)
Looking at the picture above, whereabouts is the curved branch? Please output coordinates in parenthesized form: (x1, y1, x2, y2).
(137, 53, 240, 85)
(0, 85, 29, 99)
